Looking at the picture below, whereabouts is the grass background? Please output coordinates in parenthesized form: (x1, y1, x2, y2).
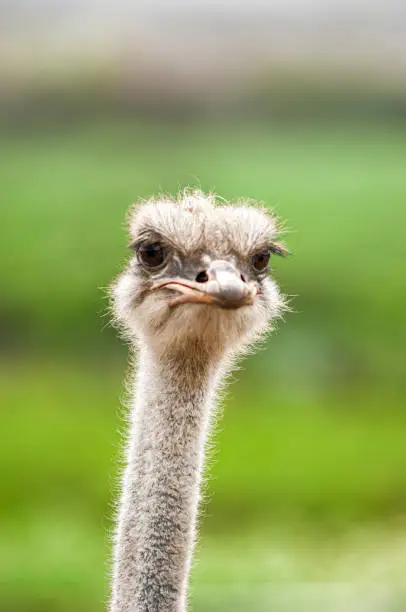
(1, 119, 405, 611)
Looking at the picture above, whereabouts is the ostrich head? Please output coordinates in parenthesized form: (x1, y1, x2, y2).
(112, 192, 286, 359)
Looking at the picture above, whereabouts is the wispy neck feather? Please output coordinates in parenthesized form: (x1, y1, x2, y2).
(110, 344, 222, 612)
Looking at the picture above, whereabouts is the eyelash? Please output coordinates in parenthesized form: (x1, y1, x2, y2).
(269, 243, 288, 257)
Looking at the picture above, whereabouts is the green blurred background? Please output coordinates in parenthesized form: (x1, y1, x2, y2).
(1, 3, 406, 611)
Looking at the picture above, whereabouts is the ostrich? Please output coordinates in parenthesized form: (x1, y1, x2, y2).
(110, 191, 287, 612)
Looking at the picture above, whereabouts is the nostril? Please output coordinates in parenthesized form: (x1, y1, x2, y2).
(240, 274, 246, 283)
(196, 271, 209, 283)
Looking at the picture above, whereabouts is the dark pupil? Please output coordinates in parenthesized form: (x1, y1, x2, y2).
(253, 251, 270, 271)
(138, 243, 165, 267)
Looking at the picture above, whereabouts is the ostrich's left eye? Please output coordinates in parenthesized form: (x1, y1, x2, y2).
(252, 250, 270, 272)
(137, 243, 167, 269)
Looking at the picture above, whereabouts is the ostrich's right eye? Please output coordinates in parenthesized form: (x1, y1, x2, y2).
(137, 243, 167, 269)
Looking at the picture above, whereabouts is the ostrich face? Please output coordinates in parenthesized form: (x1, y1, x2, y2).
(113, 193, 286, 356)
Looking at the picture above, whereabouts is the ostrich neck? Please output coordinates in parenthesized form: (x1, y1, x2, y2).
(111, 343, 221, 612)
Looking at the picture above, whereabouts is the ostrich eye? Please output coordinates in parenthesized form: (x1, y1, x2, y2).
(252, 250, 270, 272)
(137, 243, 167, 269)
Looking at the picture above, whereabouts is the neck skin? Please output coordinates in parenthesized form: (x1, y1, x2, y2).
(110, 342, 223, 612)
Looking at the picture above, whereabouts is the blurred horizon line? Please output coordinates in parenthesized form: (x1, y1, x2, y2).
(1, 0, 406, 124)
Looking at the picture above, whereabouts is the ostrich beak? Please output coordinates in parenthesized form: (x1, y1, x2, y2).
(151, 261, 257, 309)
